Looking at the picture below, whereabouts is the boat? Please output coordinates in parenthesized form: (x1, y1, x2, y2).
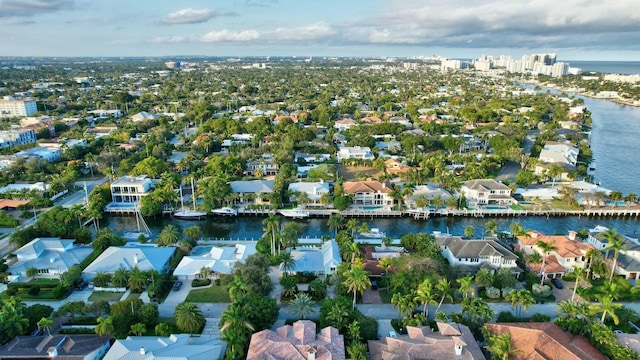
(278, 207, 310, 219)
(123, 205, 152, 240)
(360, 228, 386, 239)
(212, 207, 238, 216)
(587, 159, 596, 176)
(173, 178, 207, 220)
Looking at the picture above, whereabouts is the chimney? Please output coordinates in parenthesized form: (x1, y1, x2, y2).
(140, 347, 145, 355)
(568, 231, 577, 241)
(134, 254, 139, 264)
(306, 347, 317, 360)
(454, 343, 463, 356)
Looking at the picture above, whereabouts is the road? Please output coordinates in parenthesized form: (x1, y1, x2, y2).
(56, 178, 109, 208)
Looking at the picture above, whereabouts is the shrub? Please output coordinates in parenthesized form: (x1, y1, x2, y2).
(191, 279, 211, 287)
(496, 311, 518, 323)
(5, 286, 17, 296)
(530, 313, 551, 322)
(52, 284, 66, 299)
(501, 288, 514, 298)
(532, 284, 551, 298)
(59, 327, 95, 334)
(485, 286, 501, 299)
(28, 286, 40, 295)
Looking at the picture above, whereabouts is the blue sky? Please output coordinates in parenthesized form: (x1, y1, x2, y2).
(1, 0, 639, 60)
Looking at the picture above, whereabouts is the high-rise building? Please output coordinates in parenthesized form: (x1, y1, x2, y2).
(0, 96, 38, 118)
(0, 129, 37, 149)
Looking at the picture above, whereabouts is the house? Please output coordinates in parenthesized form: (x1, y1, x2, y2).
(484, 322, 606, 360)
(334, 118, 358, 132)
(460, 179, 514, 208)
(13, 146, 62, 163)
(343, 180, 393, 207)
(246, 320, 345, 360)
(336, 146, 375, 162)
(0, 334, 111, 360)
(103, 334, 226, 360)
(282, 240, 342, 276)
(110, 175, 155, 204)
(384, 158, 412, 175)
(362, 245, 405, 276)
(9, 238, 93, 279)
(436, 236, 520, 276)
(587, 226, 640, 280)
(173, 244, 257, 280)
(294, 153, 331, 163)
(406, 184, 452, 209)
(0, 129, 36, 149)
(87, 110, 122, 119)
(82, 244, 175, 279)
(516, 231, 595, 279)
(535, 141, 579, 179)
(230, 180, 274, 204)
(288, 181, 330, 205)
(245, 154, 279, 176)
(84, 125, 118, 138)
(368, 323, 485, 360)
(361, 115, 383, 124)
(388, 116, 412, 127)
(130, 111, 158, 122)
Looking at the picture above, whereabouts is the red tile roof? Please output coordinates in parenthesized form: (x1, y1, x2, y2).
(343, 180, 391, 194)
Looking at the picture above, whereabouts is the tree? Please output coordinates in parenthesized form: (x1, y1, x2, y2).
(485, 332, 523, 360)
(495, 268, 516, 290)
(327, 214, 344, 236)
(130, 322, 147, 336)
(342, 263, 371, 309)
(457, 275, 475, 298)
(175, 302, 205, 334)
(414, 278, 437, 319)
(484, 220, 498, 237)
(37, 317, 53, 335)
(571, 267, 586, 303)
(95, 317, 115, 337)
(262, 214, 281, 256)
(157, 224, 180, 246)
(599, 229, 626, 282)
(279, 252, 296, 276)
(26, 266, 38, 281)
(536, 240, 558, 285)
(183, 225, 202, 244)
(474, 268, 494, 288)
(591, 294, 623, 325)
(506, 289, 535, 319)
(464, 226, 475, 239)
(287, 293, 316, 320)
(461, 297, 494, 325)
(434, 279, 454, 314)
(112, 268, 129, 288)
(155, 323, 171, 337)
(346, 219, 359, 237)
(228, 276, 249, 302)
(220, 303, 255, 359)
(128, 267, 147, 293)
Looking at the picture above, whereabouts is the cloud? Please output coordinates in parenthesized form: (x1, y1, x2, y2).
(151, 36, 189, 44)
(0, 0, 73, 17)
(200, 29, 261, 42)
(158, 8, 237, 25)
(269, 22, 336, 42)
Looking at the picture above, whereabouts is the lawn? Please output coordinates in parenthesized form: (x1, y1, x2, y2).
(185, 285, 231, 303)
(88, 291, 124, 302)
(336, 164, 381, 182)
(379, 288, 392, 303)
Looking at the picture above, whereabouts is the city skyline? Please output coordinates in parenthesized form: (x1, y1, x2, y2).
(1, 0, 639, 60)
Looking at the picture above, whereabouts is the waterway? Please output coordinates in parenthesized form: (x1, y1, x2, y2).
(106, 84, 640, 239)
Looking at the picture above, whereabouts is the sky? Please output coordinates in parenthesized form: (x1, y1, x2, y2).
(1, 0, 640, 60)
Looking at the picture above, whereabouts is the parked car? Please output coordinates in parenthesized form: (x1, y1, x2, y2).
(550, 278, 564, 289)
(75, 280, 88, 290)
(172, 281, 183, 291)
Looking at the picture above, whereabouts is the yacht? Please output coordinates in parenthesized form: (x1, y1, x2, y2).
(278, 207, 310, 219)
(211, 207, 238, 216)
(360, 228, 386, 239)
(173, 178, 207, 220)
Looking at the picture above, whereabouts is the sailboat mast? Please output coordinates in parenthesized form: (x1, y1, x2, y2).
(191, 177, 197, 211)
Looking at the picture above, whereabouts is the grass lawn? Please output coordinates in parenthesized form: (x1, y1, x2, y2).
(127, 292, 141, 300)
(185, 285, 231, 303)
(379, 288, 392, 303)
(549, 199, 582, 211)
(88, 291, 124, 302)
(336, 164, 381, 182)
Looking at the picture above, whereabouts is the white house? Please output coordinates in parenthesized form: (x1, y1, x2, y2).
(343, 180, 394, 207)
(82, 244, 175, 279)
(104, 334, 226, 360)
(587, 226, 640, 280)
(173, 244, 257, 280)
(436, 236, 520, 275)
(287, 181, 330, 205)
(281, 240, 342, 276)
(230, 180, 274, 204)
(460, 179, 514, 208)
(13, 146, 62, 162)
(110, 175, 155, 204)
(9, 238, 93, 279)
(334, 118, 358, 132)
(245, 154, 279, 176)
(130, 111, 158, 122)
(336, 146, 375, 162)
(0, 129, 36, 149)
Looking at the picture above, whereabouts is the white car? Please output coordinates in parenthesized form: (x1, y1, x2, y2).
(389, 330, 398, 338)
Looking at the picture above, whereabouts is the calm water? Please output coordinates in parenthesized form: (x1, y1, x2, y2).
(568, 61, 640, 75)
(106, 79, 640, 239)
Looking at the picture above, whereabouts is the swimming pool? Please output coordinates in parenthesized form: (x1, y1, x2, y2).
(362, 206, 382, 211)
(485, 205, 507, 210)
(191, 246, 212, 256)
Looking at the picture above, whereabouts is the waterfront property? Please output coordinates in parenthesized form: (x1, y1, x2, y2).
(104, 334, 226, 360)
(281, 240, 342, 276)
(436, 236, 520, 276)
(246, 320, 345, 360)
(173, 243, 257, 280)
(460, 179, 515, 208)
(587, 225, 640, 280)
(8, 238, 93, 280)
(110, 175, 155, 204)
(343, 180, 393, 208)
(229, 180, 274, 205)
(288, 180, 330, 206)
(82, 244, 175, 279)
(368, 323, 485, 360)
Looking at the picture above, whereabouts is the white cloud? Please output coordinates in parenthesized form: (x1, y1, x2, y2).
(200, 29, 260, 42)
(159, 8, 236, 25)
(269, 22, 336, 42)
(151, 36, 188, 44)
(0, 0, 73, 17)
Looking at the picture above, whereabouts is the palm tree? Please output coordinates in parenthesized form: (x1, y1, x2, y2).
(69, 204, 85, 228)
(342, 264, 371, 309)
(228, 276, 249, 301)
(414, 278, 437, 319)
(495, 268, 516, 290)
(584, 247, 601, 280)
(571, 267, 586, 303)
(183, 225, 202, 244)
(130, 322, 147, 336)
(434, 279, 454, 314)
(484, 220, 498, 238)
(262, 214, 281, 256)
(486, 332, 523, 360)
(591, 294, 623, 325)
(26, 266, 38, 281)
(157, 224, 180, 246)
(37, 317, 53, 335)
(474, 268, 494, 288)
(175, 302, 206, 334)
(327, 214, 344, 236)
(506, 289, 535, 319)
(287, 293, 316, 320)
(535, 240, 558, 285)
(220, 304, 255, 355)
(464, 226, 475, 239)
(128, 266, 147, 293)
(279, 252, 296, 276)
(346, 218, 359, 237)
(95, 317, 115, 337)
(112, 268, 129, 288)
(344, 241, 361, 263)
(308, 278, 327, 299)
(600, 230, 626, 281)
(199, 266, 211, 281)
(155, 323, 171, 337)
(457, 275, 475, 298)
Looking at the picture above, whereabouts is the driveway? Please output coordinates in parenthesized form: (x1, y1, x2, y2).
(158, 280, 193, 317)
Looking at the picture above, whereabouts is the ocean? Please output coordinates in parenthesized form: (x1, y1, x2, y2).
(568, 61, 640, 75)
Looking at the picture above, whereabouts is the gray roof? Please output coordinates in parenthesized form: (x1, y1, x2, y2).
(0, 334, 110, 359)
(174, 244, 257, 276)
(83, 245, 175, 275)
(230, 180, 274, 193)
(438, 236, 518, 261)
(104, 334, 225, 360)
(10, 238, 93, 276)
(462, 179, 511, 192)
(281, 240, 342, 273)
